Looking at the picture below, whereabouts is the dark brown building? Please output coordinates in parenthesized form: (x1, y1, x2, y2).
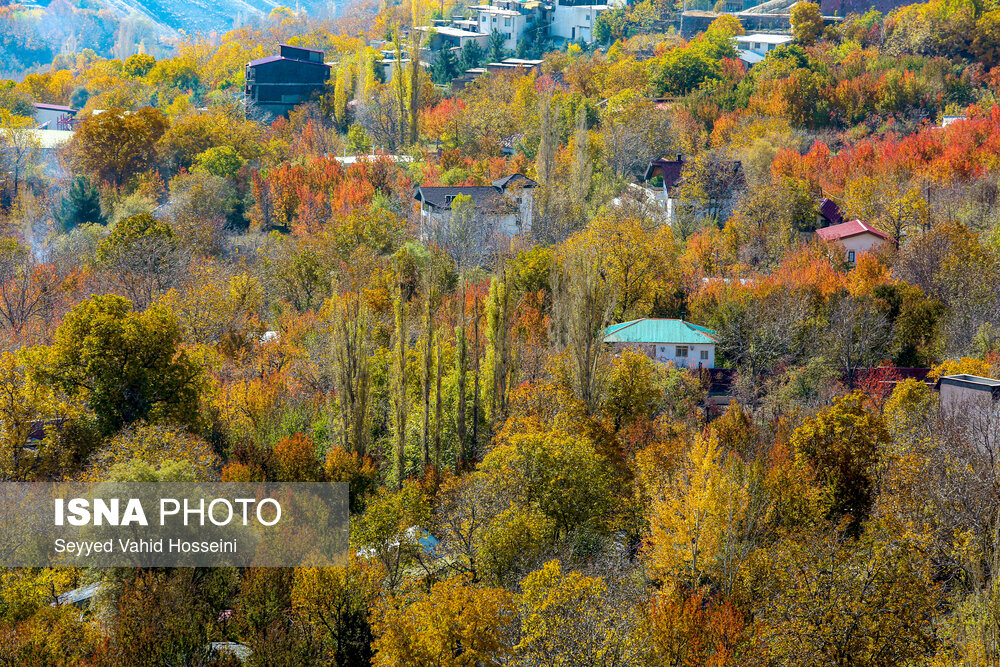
(245, 45, 331, 118)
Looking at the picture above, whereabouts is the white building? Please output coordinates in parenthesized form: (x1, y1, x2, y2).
(415, 25, 490, 51)
(550, 0, 615, 43)
(471, 5, 531, 50)
(604, 318, 718, 369)
(33, 103, 76, 130)
(734, 33, 792, 65)
(936, 375, 1000, 415)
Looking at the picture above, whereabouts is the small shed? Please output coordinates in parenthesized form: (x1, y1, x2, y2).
(935, 374, 1000, 414)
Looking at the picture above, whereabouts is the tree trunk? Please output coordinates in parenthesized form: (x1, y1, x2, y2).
(455, 280, 467, 472)
(472, 287, 481, 463)
(421, 289, 432, 472)
(393, 286, 406, 490)
(434, 333, 442, 473)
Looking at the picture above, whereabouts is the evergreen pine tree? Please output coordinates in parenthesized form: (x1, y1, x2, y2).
(433, 47, 460, 84)
(488, 30, 507, 63)
(460, 39, 485, 71)
(55, 177, 106, 232)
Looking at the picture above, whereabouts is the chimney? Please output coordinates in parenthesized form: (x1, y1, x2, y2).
(676, 153, 683, 162)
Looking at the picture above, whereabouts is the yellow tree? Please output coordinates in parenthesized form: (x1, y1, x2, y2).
(645, 433, 755, 591)
(0, 110, 40, 200)
(292, 560, 381, 665)
(0, 351, 82, 480)
(372, 576, 514, 666)
(515, 560, 645, 665)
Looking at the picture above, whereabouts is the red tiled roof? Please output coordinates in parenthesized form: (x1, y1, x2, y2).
(815, 219, 890, 242)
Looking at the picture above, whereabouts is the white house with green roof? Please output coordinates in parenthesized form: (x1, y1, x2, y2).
(603, 318, 717, 369)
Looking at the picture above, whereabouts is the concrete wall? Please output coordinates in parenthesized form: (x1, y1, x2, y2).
(840, 233, 886, 264)
(608, 341, 716, 369)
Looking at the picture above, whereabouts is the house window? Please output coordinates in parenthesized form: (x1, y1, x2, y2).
(505, 17, 511, 25)
(675, 346, 688, 357)
(700, 350, 709, 360)
(492, 16, 497, 22)
(848, 250, 856, 263)
(445, 195, 456, 205)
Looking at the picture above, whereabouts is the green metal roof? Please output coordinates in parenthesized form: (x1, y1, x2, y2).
(603, 319, 717, 344)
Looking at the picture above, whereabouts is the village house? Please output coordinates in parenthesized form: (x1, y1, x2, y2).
(733, 33, 792, 66)
(415, 24, 490, 53)
(550, 0, 616, 44)
(245, 45, 331, 118)
(413, 173, 537, 240)
(638, 155, 744, 226)
(33, 103, 77, 130)
(815, 219, 890, 264)
(817, 196, 844, 227)
(604, 318, 718, 369)
(470, 0, 541, 50)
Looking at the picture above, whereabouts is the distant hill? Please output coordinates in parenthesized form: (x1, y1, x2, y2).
(0, 0, 337, 79)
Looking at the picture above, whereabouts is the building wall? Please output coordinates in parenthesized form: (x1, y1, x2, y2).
(939, 383, 998, 415)
(839, 233, 886, 263)
(34, 108, 74, 130)
(609, 341, 716, 368)
(419, 207, 530, 241)
(476, 10, 529, 49)
(551, 3, 605, 43)
(245, 59, 330, 117)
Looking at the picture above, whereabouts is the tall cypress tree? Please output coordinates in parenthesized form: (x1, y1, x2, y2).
(55, 177, 106, 232)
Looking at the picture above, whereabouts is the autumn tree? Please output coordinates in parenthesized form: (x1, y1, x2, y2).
(71, 107, 168, 188)
(330, 291, 373, 457)
(96, 212, 183, 310)
(755, 522, 939, 665)
(0, 110, 40, 200)
(479, 430, 615, 539)
(292, 562, 378, 665)
(515, 560, 646, 665)
(551, 231, 617, 411)
(0, 238, 57, 337)
(645, 433, 764, 592)
(791, 2, 824, 45)
(373, 576, 514, 666)
(790, 392, 888, 531)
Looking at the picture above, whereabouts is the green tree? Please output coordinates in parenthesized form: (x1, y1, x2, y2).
(432, 46, 461, 84)
(651, 48, 721, 96)
(192, 145, 244, 178)
(488, 31, 507, 62)
(54, 176, 106, 232)
(460, 39, 486, 70)
(122, 53, 156, 78)
(479, 430, 615, 538)
(26, 295, 202, 435)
